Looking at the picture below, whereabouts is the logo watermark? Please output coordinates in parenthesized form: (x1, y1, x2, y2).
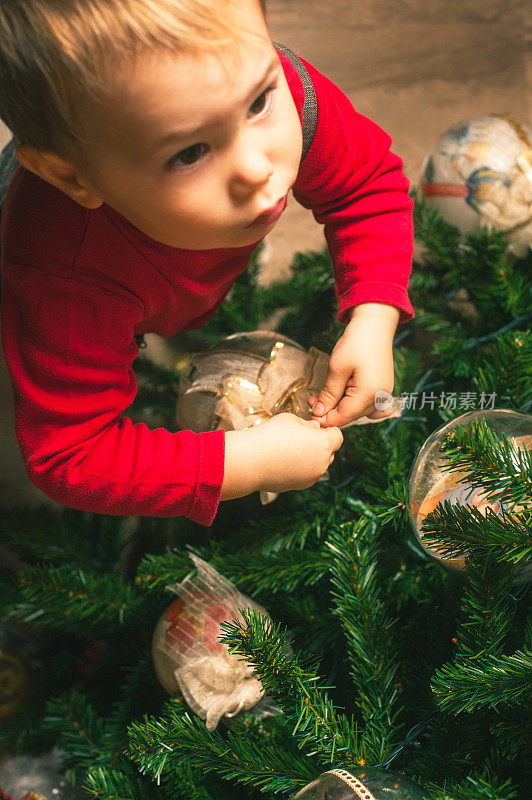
(374, 389, 394, 411)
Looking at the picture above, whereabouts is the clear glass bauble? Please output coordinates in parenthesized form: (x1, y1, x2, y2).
(408, 409, 532, 581)
(420, 114, 532, 256)
(0, 747, 81, 800)
(175, 330, 328, 433)
(293, 768, 430, 800)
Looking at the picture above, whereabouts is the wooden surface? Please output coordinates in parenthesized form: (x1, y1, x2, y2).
(262, 0, 532, 277)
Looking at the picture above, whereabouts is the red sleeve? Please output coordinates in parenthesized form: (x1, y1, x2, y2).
(1, 264, 224, 524)
(291, 58, 414, 323)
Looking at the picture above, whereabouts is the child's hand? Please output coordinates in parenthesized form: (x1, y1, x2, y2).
(308, 303, 400, 428)
(221, 413, 343, 499)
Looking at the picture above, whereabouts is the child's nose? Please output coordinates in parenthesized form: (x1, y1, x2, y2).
(229, 142, 273, 199)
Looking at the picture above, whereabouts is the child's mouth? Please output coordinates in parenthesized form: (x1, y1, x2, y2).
(245, 195, 287, 228)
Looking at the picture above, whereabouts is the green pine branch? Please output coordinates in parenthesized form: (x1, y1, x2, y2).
(128, 703, 315, 796)
(0, 696, 56, 754)
(219, 548, 333, 595)
(131, 357, 181, 421)
(453, 561, 515, 660)
(450, 231, 514, 323)
(412, 190, 461, 275)
(326, 520, 403, 762)
(525, 614, 532, 650)
(84, 767, 164, 800)
(105, 656, 164, 746)
(135, 549, 193, 592)
(439, 417, 532, 509)
(490, 255, 532, 319)
(275, 595, 340, 661)
(431, 649, 532, 713)
(256, 494, 343, 556)
(373, 479, 411, 533)
(212, 474, 354, 561)
(472, 330, 532, 411)
(430, 774, 517, 800)
(220, 609, 359, 766)
(44, 690, 117, 781)
(421, 503, 532, 565)
(412, 191, 530, 331)
(7, 564, 144, 630)
(0, 507, 127, 572)
(488, 715, 531, 763)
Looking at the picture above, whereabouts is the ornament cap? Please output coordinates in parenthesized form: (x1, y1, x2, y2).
(293, 767, 431, 800)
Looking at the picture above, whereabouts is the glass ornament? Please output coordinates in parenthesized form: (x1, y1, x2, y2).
(293, 768, 431, 800)
(175, 330, 403, 504)
(0, 747, 81, 800)
(175, 330, 330, 433)
(152, 555, 275, 730)
(420, 114, 532, 256)
(408, 409, 532, 581)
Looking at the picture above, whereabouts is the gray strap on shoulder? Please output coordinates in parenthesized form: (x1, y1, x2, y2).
(274, 42, 318, 164)
(0, 138, 19, 208)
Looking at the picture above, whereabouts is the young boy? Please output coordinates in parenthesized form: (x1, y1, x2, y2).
(0, 0, 413, 525)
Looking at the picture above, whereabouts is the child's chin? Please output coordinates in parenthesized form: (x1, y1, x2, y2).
(233, 226, 274, 246)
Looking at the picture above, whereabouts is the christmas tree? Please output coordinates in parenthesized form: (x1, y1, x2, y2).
(0, 195, 530, 800)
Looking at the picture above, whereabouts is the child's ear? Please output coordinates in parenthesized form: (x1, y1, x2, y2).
(15, 144, 103, 209)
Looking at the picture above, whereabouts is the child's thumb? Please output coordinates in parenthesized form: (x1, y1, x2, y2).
(310, 367, 347, 416)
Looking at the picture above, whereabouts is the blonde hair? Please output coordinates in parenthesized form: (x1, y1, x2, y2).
(0, 0, 267, 159)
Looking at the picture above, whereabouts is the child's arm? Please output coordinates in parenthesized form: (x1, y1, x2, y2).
(0, 263, 225, 525)
(280, 54, 414, 427)
(1, 262, 342, 522)
(289, 58, 414, 330)
(221, 413, 343, 499)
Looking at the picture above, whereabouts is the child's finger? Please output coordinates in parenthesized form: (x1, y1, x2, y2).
(324, 425, 343, 451)
(298, 417, 321, 429)
(316, 392, 375, 427)
(309, 365, 350, 417)
(334, 427, 344, 450)
(366, 407, 394, 420)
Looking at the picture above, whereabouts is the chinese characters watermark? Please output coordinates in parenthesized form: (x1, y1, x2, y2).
(397, 391, 497, 411)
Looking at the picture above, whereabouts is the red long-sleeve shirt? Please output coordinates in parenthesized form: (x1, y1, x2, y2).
(1, 52, 413, 525)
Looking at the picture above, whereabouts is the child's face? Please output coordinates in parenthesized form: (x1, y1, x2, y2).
(77, 4, 303, 250)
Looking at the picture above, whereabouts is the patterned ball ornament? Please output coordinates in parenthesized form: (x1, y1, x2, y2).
(293, 768, 431, 800)
(408, 409, 532, 581)
(420, 114, 532, 256)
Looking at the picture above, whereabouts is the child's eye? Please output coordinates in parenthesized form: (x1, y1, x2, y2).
(248, 85, 275, 118)
(167, 143, 208, 169)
